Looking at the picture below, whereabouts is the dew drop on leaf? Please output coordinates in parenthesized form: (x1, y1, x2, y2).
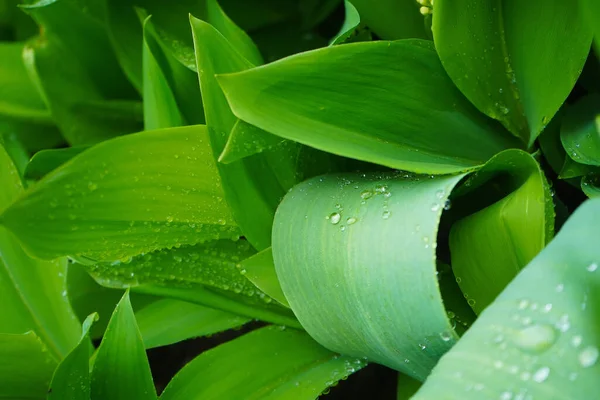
(329, 213, 341, 225)
(578, 346, 599, 368)
(513, 324, 556, 353)
(532, 366, 550, 383)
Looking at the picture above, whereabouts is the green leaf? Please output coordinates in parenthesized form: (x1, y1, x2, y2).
(432, 0, 592, 147)
(135, 298, 249, 348)
(272, 171, 470, 379)
(538, 109, 567, 176)
(348, 0, 426, 40)
(413, 198, 600, 399)
(559, 155, 599, 180)
(580, 0, 600, 54)
(239, 247, 290, 308)
(160, 326, 367, 400)
(91, 291, 157, 400)
(219, 119, 285, 164)
(142, 15, 184, 130)
(0, 332, 58, 399)
(396, 373, 422, 400)
(582, 174, 600, 198)
(48, 313, 97, 400)
(0, 141, 80, 359)
(191, 15, 294, 249)
(1, 125, 238, 261)
(449, 151, 553, 314)
(0, 41, 51, 123)
(560, 94, 600, 166)
(24, 145, 89, 180)
(330, 0, 370, 45)
(83, 240, 299, 327)
(218, 40, 520, 175)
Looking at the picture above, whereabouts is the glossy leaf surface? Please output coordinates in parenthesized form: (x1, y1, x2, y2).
(1, 125, 238, 261)
(239, 247, 290, 308)
(433, 0, 592, 146)
(348, 0, 425, 40)
(160, 326, 367, 400)
(560, 94, 600, 166)
(219, 40, 519, 174)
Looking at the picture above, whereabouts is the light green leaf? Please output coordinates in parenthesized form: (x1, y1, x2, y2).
(83, 240, 299, 327)
(1, 125, 238, 261)
(142, 15, 184, 130)
(582, 174, 600, 198)
(136, 299, 249, 349)
(449, 151, 553, 314)
(0, 141, 80, 359)
(239, 247, 289, 308)
(191, 15, 293, 249)
(218, 119, 285, 164)
(413, 198, 600, 399)
(433, 0, 592, 146)
(348, 0, 426, 40)
(160, 326, 367, 400)
(91, 291, 157, 400)
(48, 313, 97, 400)
(0, 332, 58, 399)
(272, 171, 470, 379)
(218, 40, 520, 174)
(560, 94, 600, 166)
(24, 145, 89, 180)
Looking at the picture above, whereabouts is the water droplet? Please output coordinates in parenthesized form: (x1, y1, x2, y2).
(382, 210, 391, 219)
(329, 213, 341, 225)
(578, 346, 599, 368)
(587, 262, 598, 272)
(571, 335, 582, 347)
(440, 331, 452, 342)
(555, 283, 564, 292)
(88, 182, 98, 191)
(499, 391, 513, 400)
(346, 217, 357, 225)
(431, 203, 441, 212)
(418, 343, 426, 350)
(435, 189, 445, 199)
(467, 299, 476, 306)
(360, 190, 373, 200)
(513, 324, 556, 353)
(518, 299, 530, 310)
(532, 366, 550, 382)
(555, 314, 570, 332)
(456, 277, 462, 284)
(520, 371, 531, 381)
(166, 215, 174, 223)
(542, 303, 552, 313)
(443, 199, 452, 210)
(494, 360, 504, 369)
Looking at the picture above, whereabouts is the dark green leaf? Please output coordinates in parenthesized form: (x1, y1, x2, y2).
(582, 174, 600, 198)
(0, 332, 58, 399)
(48, 313, 97, 400)
(348, 0, 426, 40)
(219, 119, 285, 164)
(1, 125, 239, 261)
(413, 198, 600, 399)
(433, 0, 592, 146)
(91, 292, 157, 400)
(560, 94, 600, 166)
(160, 326, 367, 400)
(218, 40, 520, 174)
(330, 0, 370, 45)
(136, 299, 249, 348)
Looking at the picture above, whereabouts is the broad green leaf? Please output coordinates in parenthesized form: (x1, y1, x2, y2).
(299, 0, 341, 30)
(0, 41, 51, 123)
(0, 332, 58, 399)
(239, 247, 290, 308)
(24, 145, 89, 180)
(83, 240, 299, 328)
(449, 151, 553, 314)
(91, 292, 157, 400)
(538, 109, 567, 176)
(396, 373, 422, 400)
(580, 0, 600, 54)
(330, 0, 370, 45)
(413, 198, 600, 399)
(135, 298, 249, 348)
(1, 130, 29, 177)
(219, 119, 285, 164)
(272, 171, 471, 379)
(582, 174, 600, 198)
(0, 141, 80, 359)
(433, 0, 592, 146)
(1, 125, 238, 261)
(348, 0, 426, 40)
(191, 15, 294, 249)
(218, 0, 297, 33)
(142, 15, 184, 130)
(48, 313, 97, 400)
(160, 326, 367, 400)
(560, 94, 600, 166)
(218, 40, 520, 175)
(558, 155, 598, 180)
